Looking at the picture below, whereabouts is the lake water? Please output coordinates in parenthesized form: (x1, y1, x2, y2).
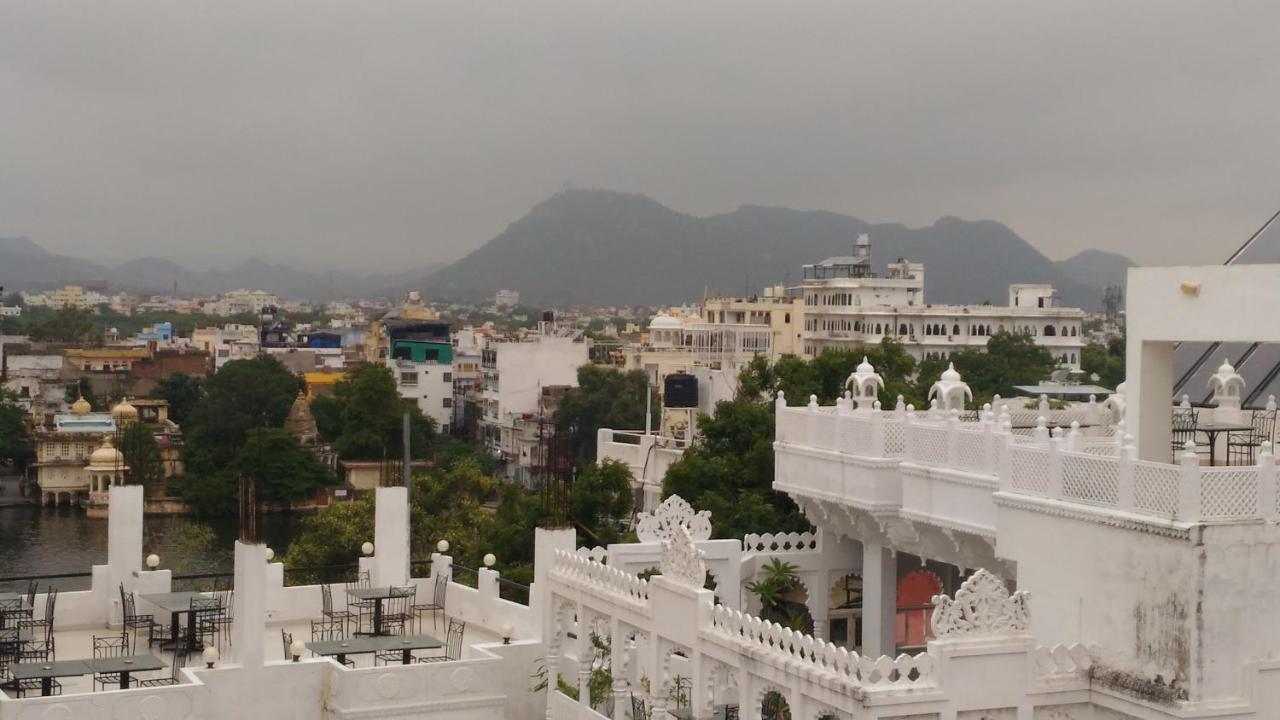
(0, 505, 306, 592)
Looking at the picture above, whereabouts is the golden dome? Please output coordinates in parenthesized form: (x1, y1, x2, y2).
(70, 394, 92, 415)
(111, 398, 139, 423)
(88, 437, 125, 468)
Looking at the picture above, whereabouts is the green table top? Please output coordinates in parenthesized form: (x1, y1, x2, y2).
(306, 633, 442, 656)
(84, 654, 167, 674)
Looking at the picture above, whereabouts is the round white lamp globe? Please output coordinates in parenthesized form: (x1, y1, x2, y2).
(146, 554, 160, 569)
(483, 553, 496, 568)
(361, 542, 374, 555)
(500, 622, 515, 644)
(436, 540, 450, 553)
(202, 645, 219, 668)
(264, 548, 274, 561)
(290, 639, 306, 661)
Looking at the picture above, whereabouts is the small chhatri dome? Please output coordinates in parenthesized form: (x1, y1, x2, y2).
(857, 356, 875, 374)
(111, 397, 139, 423)
(941, 362, 962, 382)
(88, 436, 124, 467)
(70, 394, 92, 415)
(648, 314, 682, 330)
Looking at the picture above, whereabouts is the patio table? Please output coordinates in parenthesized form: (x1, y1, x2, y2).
(1193, 422, 1254, 466)
(140, 591, 213, 651)
(307, 633, 442, 666)
(10, 660, 91, 697)
(84, 654, 167, 690)
(346, 587, 407, 636)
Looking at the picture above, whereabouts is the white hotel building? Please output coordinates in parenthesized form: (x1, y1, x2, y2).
(795, 235, 1086, 366)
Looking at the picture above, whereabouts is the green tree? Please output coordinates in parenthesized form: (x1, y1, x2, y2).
(662, 399, 809, 539)
(64, 377, 98, 410)
(235, 428, 337, 503)
(1081, 336, 1125, 390)
(154, 373, 205, 425)
(309, 394, 343, 443)
(117, 422, 166, 494)
(27, 307, 98, 344)
(571, 460, 634, 545)
(330, 363, 434, 461)
(556, 366, 657, 464)
(739, 338, 922, 407)
(281, 499, 377, 576)
(0, 391, 34, 470)
(948, 331, 1058, 406)
(183, 356, 301, 474)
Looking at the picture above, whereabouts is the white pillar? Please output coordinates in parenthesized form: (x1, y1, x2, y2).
(1130, 340, 1175, 462)
(532, 527, 577, 642)
(231, 540, 267, 667)
(107, 485, 143, 588)
(373, 486, 410, 587)
(860, 541, 896, 658)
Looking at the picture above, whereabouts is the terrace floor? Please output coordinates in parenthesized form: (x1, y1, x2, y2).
(3, 613, 500, 698)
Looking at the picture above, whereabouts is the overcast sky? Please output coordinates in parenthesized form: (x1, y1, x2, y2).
(2, 1, 1278, 273)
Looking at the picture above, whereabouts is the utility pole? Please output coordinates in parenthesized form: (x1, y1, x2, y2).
(402, 412, 411, 488)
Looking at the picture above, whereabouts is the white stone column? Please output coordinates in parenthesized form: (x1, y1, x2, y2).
(104, 485, 145, 625)
(577, 604, 592, 709)
(231, 540, 267, 667)
(1130, 340, 1175, 462)
(860, 541, 896, 658)
(373, 486, 410, 587)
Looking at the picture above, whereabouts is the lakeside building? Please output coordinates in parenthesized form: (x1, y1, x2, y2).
(31, 397, 184, 506)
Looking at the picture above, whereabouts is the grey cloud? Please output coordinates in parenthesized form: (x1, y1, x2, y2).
(1, 0, 1277, 273)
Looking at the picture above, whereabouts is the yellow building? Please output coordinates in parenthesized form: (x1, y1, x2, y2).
(64, 347, 152, 373)
(304, 371, 347, 398)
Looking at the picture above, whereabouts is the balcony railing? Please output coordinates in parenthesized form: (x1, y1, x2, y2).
(774, 395, 1280, 526)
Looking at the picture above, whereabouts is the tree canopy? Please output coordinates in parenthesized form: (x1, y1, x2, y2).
(26, 307, 98, 344)
(1081, 336, 1125, 391)
(738, 338, 922, 407)
(662, 398, 809, 539)
(556, 366, 657, 464)
(154, 373, 205, 426)
(117, 422, 165, 494)
(183, 355, 301, 470)
(327, 363, 435, 461)
(0, 391, 33, 470)
(945, 331, 1058, 406)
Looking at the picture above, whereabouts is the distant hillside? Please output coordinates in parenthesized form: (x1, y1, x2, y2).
(1055, 249, 1134, 290)
(423, 189, 1126, 309)
(0, 237, 440, 300)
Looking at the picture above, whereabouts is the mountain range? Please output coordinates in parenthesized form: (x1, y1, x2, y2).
(417, 189, 1131, 309)
(0, 235, 441, 300)
(1, 189, 1132, 309)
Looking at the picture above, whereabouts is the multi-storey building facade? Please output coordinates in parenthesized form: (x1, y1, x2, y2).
(478, 323, 588, 479)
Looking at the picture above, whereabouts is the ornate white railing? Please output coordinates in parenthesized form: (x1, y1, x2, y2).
(775, 396, 1280, 526)
(742, 531, 819, 553)
(552, 549, 649, 604)
(708, 605, 933, 687)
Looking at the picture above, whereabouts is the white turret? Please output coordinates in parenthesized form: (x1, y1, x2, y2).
(845, 356, 884, 409)
(928, 363, 972, 413)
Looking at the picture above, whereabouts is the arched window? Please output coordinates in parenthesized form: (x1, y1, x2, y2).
(1070, 326, 1077, 336)
(1043, 325, 1056, 337)
(952, 323, 961, 336)
(875, 323, 883, 334)
(899, 323, 908, 336)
